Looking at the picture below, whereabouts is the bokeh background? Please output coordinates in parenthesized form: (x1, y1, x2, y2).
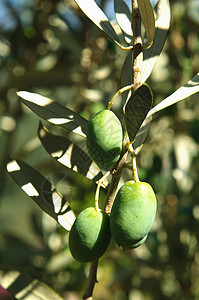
(0, 0, 199, 299)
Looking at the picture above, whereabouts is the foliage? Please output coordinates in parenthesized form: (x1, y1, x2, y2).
(0, 0, 199, 299)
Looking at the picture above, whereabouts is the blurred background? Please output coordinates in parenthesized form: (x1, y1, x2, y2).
(0, 0, 199, 299)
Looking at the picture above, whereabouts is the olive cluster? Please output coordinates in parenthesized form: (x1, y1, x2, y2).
(69, 110, 157, 262)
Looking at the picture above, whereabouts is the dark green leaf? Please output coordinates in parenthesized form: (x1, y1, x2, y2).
(125, 84, 153, 142)
(137, 0, 155, 47)
(38, 122, 108, 188)
(17, 91, 88, 138)
(6, 159, 76, 231)
(0, 269, 64, 300)
(132, 116, 151, 150)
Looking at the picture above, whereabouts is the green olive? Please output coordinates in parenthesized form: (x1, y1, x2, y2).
(86, 109, 123, 169)
(110, 181, 157, 249)
(69, 207, 111, 262)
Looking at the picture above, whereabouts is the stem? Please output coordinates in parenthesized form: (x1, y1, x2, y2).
(104, 150, 128, 214)
(107, 84, 133, 110)
(83, 260, 98, 299)
(95, 171, 110, 211)
(126, 142, 140, 182)
(131, 0, 143, 92)
(132, 156, 140, 182)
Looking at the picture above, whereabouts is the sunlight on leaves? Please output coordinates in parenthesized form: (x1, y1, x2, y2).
(0, 269, 64, 300)
(114, 0, 133, 44)
(74, 0, 125, 48)
(142, 0, 171, 83)
(148, 72, 199, 117)
(38, 123, 108, 188)
(17, 91, 88, 137)
(7, 159, 76, 231)
(137, 0, 155, 48)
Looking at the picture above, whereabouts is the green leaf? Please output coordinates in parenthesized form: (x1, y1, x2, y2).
(38, 122, 108, 188)
(125, 84, 153, 142)
(0, 269, 64, 300)
(114, 0, 133, 44)
(142, 0, 170, 83)
(137, 0, 155, 47)
(6, 159, 76, 231)
(74, 0, 126, 48)
(17, 91, 88, 138)
(148, 72, 199, 117)
(121, 0, 171, 92)
(133, 116, 151, 150)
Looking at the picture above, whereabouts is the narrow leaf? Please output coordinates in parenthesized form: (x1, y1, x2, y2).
(114, 0, 133, 44)
(0, 269, 64, 300)
(6, 159, 76, 231)
(74, 0, 124, 48)
(137, 0, 155, 47)
(133, 116, 151, 150)
(17, 91, 88, 138)
(125, 84, 153, 142)
(148, 72, 199, 117)
(38, 122, 108, 188)
(121, 0, 171, 90)
(142, 0, 171, 83)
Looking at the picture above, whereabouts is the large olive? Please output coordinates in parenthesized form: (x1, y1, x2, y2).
(69, 207, 111, 262)
(110, 181, 157, 249)
(86, 109, 123, 169)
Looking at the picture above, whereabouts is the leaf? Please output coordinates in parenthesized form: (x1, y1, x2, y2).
(120, 0, 171, 92)
(125, 84, 153, 142)
(148, 72, 199, 117)
(6, 159, 76, 231)
(74, 0, 125, 48)
(133, 116, 151, 150)
(0, 269, 64, 300)
(114, 0, 133, 44)
(17, 91, 88, 138)
(38, 122, 108, 188)
(137, 0, 155, 47)
(142, 0, 171, 83)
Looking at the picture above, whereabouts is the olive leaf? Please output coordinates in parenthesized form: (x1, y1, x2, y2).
(114, 0, 133, 44)
(133, 116, 151, 150)
(74, 0, 127, 48)
(6, 159, 76, 231)
(0, 269, 64, 300)
(148, 72, 199, 117)
(17, 91, 88, 138)
(125, 84, 153, 142)
(38, 122, 108, 188)
(137, 0, 155, 48)
(142, 0, 171, 83)
(120, 0, 171, 97)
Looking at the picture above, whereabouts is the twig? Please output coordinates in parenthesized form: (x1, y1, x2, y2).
(131, 0, 143, 92)
(83, 260, 98, 299)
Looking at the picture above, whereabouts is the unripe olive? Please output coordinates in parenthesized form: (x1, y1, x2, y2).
(69, 207, 111, 262)
(110, 181, 157, 249)
(86, 109, 123, 169)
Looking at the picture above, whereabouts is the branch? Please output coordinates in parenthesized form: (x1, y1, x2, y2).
(131, 0, 143, 91)
(83, 260, 98, 299)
